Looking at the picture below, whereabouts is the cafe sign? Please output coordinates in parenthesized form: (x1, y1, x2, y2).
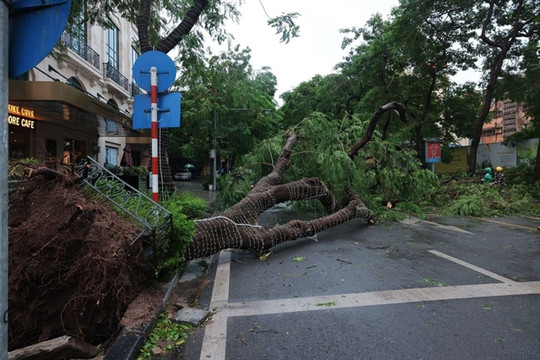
(8, 103, 36, 129)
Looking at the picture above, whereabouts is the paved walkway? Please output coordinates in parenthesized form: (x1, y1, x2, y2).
(175, 177, 217, 205)
(182, 213, 540, 360)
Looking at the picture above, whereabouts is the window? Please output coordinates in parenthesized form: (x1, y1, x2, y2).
(67, 77, 84, 91)
(105, 146, 119, 166)
(105, 119, 118, 135)
(107, 98, 119, 109)
(131, 46, 139, 69)
(105, 24, 119, 70)
(68, 2, 87, 56)
(45, 139, 57, 159)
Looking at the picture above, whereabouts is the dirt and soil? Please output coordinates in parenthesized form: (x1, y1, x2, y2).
(7, 173, 157, 352)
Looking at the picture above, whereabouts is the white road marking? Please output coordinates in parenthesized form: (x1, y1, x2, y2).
(199, 249, 540, 360)
(199, 251, 231, 360)
(468, 216, 540, 231)
(429, 250, 517, 284)
(398, 217, 474, 234)
(420, 219, 474, 234)
(223, 281, 540, 317)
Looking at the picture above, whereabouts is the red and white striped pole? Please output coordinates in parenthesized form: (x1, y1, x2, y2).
(150, 66, 159, 202)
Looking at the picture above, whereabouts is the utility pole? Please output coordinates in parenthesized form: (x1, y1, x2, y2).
(1, 2, 10, 359)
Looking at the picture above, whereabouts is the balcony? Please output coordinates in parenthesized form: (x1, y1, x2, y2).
(103, 63, 130, 92)
(131, 82, 143, 96)
(60, 32, 100, 70)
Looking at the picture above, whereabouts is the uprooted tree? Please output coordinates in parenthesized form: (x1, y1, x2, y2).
(9, 100, 421, 351)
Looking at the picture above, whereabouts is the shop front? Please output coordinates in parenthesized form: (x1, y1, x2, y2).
(7, 104, 34, 159)
(8, 81, 144, 169)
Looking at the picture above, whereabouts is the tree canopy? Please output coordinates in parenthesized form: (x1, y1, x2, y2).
(71, 0, 538, 182)
(279, 0, 538, 178)
(169, 45, 281, 167)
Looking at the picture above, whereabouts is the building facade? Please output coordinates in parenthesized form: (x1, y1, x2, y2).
(482, 100, 531, 144)
(8, 9, 149, 169)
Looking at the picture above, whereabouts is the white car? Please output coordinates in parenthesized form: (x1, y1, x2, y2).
(174, 168, 192, 181)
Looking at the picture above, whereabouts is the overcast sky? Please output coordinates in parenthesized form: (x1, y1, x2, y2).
(218, 0, 401, 103)
(213, 0, 480, 104)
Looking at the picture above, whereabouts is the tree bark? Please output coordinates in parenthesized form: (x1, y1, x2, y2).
(155, 0, 209, 54)
(138, 0, 209, 53)
(534, 136, 540, 183)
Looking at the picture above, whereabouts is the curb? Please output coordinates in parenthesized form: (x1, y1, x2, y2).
(103, 272, 180, 360)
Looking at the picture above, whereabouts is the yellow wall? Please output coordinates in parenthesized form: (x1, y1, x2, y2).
(435, 147, 468, 173)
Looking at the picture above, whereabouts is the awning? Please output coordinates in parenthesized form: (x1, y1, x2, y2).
(9, 80, 135, 135)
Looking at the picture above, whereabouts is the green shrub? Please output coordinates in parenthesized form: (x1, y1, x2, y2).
(156, 192, 206, 277)
(433, 166, 540, 217)
(217, 167, 255, 208)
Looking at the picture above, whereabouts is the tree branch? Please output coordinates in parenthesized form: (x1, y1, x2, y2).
(183, 128, 376, 261)
(137, 0, 152, 52)
(155, 0, 210, 54)
(347, 101, 407, 159)
(185, 188, 370, 261)
(252, 133, 297, 192)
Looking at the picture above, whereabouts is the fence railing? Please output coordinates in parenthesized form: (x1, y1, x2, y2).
(75, 156, 172, 250)
(131, 82, 143, 96)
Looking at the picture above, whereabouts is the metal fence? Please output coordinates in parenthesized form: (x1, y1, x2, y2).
(60, 32, 101, 70)
(75, 156, 173, 250)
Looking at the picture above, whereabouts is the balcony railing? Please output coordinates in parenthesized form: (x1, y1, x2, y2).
(131, 82, 143, 96)
(60, 32, 100, 70)
(104, 62, 130, 92)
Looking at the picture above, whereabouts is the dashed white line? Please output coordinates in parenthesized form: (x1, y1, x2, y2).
(429, 249, 517, 284)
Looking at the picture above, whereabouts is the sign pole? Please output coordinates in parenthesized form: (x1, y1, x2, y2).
(132, 51, 179, 200)
(150, 67, 159, 202)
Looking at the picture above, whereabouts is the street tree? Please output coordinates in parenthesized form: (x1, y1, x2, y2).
(468, 0, 538, 174)
(280, 73, 356, 130)
(169, 46, 280, 170)
(499, 35, 540, 182)
(338, 0, 481, 163)
(182, 101, 439, 261)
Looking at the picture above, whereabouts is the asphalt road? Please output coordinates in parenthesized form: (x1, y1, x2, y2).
(180, 202, 540, 360)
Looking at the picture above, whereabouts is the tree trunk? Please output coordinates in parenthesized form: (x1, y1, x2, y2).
(468, 0, 525, 174)
(468, 51, 506, 174)
(534, 136, 540, 183)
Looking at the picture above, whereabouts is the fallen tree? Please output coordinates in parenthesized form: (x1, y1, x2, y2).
(8, 101, 410, 351)
(183, 101, 407, 261)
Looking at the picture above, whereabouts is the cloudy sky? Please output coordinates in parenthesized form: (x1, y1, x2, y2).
(212, 0, 481, 104)
(219, 0, 401, 102)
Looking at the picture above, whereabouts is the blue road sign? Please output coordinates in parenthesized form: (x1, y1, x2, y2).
(9, 0, 71, 76)
(132, 51, 176, 93)
(133, 92, 181, 129)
